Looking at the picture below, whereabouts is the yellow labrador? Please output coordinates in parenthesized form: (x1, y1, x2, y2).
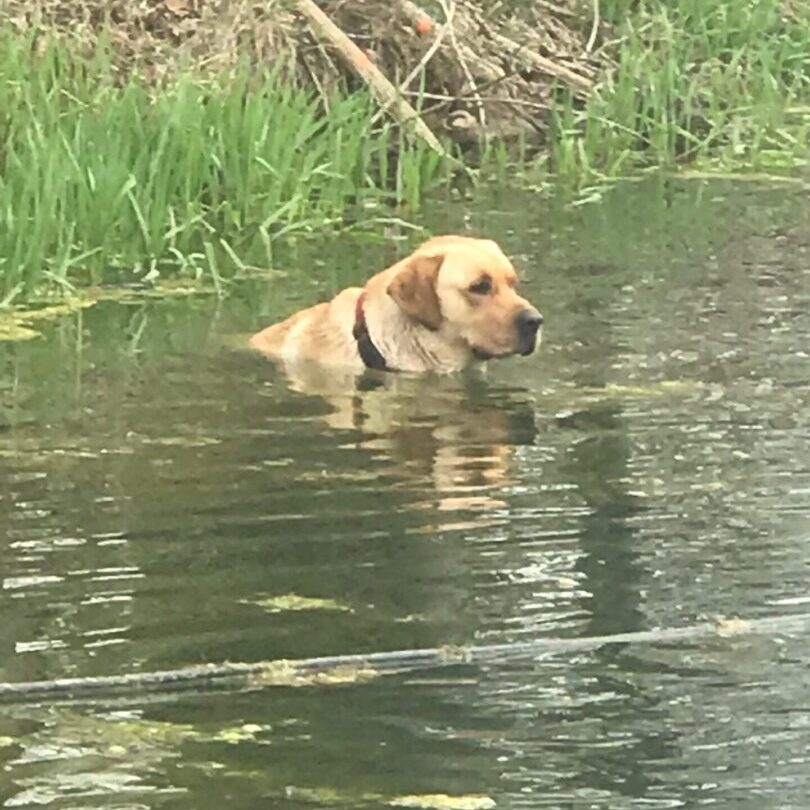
(249, 235, 542, 373)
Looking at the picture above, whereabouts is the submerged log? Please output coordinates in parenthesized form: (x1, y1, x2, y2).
(1, 611, 807, 704)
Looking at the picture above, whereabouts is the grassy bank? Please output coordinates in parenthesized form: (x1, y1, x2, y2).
(552, 0, 810, 178)
(2, 0, 810, 304)
(0, 33, 449, 303)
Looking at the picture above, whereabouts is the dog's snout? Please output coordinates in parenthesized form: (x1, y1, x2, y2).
(515, 308, 542, 355)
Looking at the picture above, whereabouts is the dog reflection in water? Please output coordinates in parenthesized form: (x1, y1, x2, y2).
(273, 358, 537, 526)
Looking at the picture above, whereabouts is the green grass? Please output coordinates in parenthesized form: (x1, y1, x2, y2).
(4, 3, 810, 303)
(0, 33, 451, 303)
(551, 0, 810, 180)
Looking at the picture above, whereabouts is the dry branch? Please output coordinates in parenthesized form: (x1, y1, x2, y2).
(488, 31, 593, 94)
(296, 0, 448, 157)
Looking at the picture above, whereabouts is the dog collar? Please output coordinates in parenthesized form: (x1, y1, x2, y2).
(353, 292, 391, 371)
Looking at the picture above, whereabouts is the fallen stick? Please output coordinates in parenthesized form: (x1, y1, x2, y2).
(1, 611, 807, 704)
(295, 0, 449, 158)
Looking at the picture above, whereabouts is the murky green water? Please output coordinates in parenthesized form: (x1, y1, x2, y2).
(1, 178, 809, 809)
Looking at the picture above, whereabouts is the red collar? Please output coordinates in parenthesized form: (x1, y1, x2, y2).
(354, 292, 368, 333)
(352, 292, 390, 371)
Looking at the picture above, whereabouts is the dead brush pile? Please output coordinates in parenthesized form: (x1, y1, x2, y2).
(2, 0, 613, 149)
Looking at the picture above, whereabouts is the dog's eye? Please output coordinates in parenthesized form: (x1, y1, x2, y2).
(468, 277, 492, 295)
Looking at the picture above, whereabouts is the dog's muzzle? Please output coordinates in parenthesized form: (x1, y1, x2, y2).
(515, 308, 543, 356)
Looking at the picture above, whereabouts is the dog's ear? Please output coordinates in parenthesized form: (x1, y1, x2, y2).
(386, 254, 444, 330)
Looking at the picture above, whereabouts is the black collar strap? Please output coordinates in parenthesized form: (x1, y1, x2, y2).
(353, 292, 391, 372)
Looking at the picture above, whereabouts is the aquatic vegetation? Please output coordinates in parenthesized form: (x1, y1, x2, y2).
(246, 660, 381, 688)
(0, 709, 274, 781)
(0, 298, 97, 341)
(209, 724, 270, 744)
(399, 792, 496, 809)
(537, 379, 709, 418)
(587, 380, 706, 399)
(0, 280, 217, 342)
(283, 786, 496, 809)
(0, 321, 40, 342)
(241, 593, 354, 613)
(714, 616, 753, 637)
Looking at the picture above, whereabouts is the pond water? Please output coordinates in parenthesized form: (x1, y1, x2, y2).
(1, 177, 809, 809)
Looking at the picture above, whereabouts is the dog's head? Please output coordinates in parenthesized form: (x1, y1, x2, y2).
(386, 235, 542, 360)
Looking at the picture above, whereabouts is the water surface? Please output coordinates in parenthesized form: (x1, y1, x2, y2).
(1, 178, 809, 809)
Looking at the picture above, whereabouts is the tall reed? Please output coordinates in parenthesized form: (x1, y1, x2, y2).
(0, 33, 450, 301)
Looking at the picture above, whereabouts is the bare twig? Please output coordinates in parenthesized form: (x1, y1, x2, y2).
(295, 0, 449, 158)
(402, 90, 551, 114)
(382, 67, 550, 135)
(534, 0, 576, 16)
(437, 0, 486, 128)
(399, 1, 455, 93)
(369, 0, 456, 128)
(489, 28, 593, 95)
(300, 50, 330, 110)
(411, 0, 593, 96)
(397, 0, 503, 84)
(586, 0, 600, 53)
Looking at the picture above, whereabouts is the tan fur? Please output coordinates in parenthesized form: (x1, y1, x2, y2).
(249, 235, 541, 373)
(386, 254, 444, 331)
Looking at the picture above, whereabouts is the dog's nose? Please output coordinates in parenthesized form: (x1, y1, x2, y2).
(515, 308, 543, 355)
(517, 309, 543, 333)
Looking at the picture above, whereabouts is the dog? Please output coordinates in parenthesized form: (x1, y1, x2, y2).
(249, 235, 542, 373)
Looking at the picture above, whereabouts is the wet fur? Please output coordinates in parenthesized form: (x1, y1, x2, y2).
(249, 235, 540, 373)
